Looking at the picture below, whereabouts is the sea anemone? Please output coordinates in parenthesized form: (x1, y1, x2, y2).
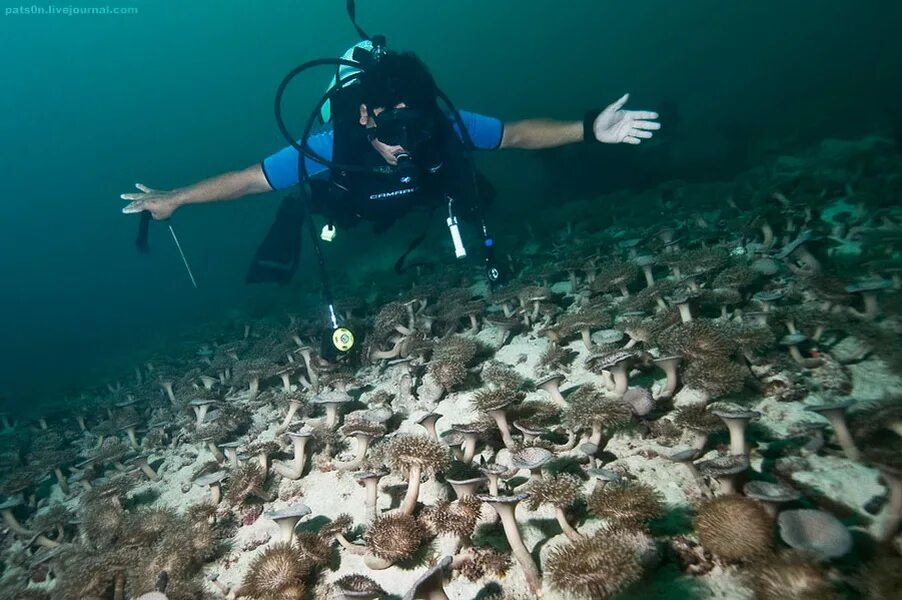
(747, 551, 838, 600)
(418, 496, 482, 537)
(545, 529, 646, 599)
(695, 496, 773, 561)
(224, 462, 266, 505)
(564, 384, 633, 446)
(527, 473, 585, 540)
(683, 358, 749, 403)
(587, 481, 664, 529)
(241, 542, 309, 600)
(364, 513, 424, 564)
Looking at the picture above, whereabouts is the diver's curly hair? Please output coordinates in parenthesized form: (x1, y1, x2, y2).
(359, 51, 440, 114)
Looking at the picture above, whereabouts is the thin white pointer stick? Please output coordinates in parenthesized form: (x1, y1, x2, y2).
(168, 224, 198, 288)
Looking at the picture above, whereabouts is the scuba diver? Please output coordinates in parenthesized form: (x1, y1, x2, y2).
(120, 13, 660, 359)
(120, 54, 661, 258)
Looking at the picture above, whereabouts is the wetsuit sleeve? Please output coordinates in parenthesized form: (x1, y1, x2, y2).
(452, 110, 504, 150)
(260, 128, 334, 191)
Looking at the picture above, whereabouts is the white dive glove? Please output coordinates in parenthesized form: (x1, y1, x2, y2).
(592, 93, 661, 145)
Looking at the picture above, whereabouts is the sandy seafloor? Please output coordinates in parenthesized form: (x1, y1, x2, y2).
(23, 286, 895, 600)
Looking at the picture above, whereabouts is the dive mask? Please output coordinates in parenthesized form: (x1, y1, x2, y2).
(370, 107, 434, 148)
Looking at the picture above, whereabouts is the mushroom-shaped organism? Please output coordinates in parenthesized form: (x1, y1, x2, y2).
(471, 388, 520, 449)
(535, 373, 567, 404)
(790, 420, 829, 454)
(292, 343, 319, 389)
(845, 278, 892, 320)
(565, 384, 633, 448)
(475, 493, 542, 596)
(479, 463, 510, 496)
(198, 374, 218, 390)
(513, 420, 548, 444)
(580, 441, 600, 461)
(775, 231, 821, 273)
(526, 473, 584, 540)
(779, 333, 822, 368)
(0, 497, 34, 536)
(752, 289, 784, 312)
(355, 468, 389, 521)
(218, 441, 242, 469)
(414, 411, 442, 442)
(440, 430, 465, 462)
(711, 406, 760, 456)
(484, 315, 521, 347)
(450, 422, 486, 466)
(128, 455, 161, 481)
(273, 364, 299, 392)
(266, 503, 311, 543)
(189, 399, 216, 429)
(275, 392, 307, 435)
(335, 420, 386, 471)
(560, 308, 612, 352)
(665, 448, 710, 498)
(446, 475, 487, 499)
(586, 467, 622, 492)
(156, 374, 177, 406)
(510, 446, 553, 484)
(334, 574, 386, 600)
(402, 555, 453, 600)
(194, 470, 227, 505)
(594, 328, 625, 350)
(245, 440, 281, 479)
(743, 480, 800, 518)
(587, 480, 665, 529)
(778, 509, 852, 561)
(117, 420, 142, 450)
(667, 289, 695, 323)
(696, 495, 773, 562)
(806, 401, 861, 461)
(462, 302, 485, 335)
(653, 355, 683, 399)
(696, 454, 750, 495)
(634, 254, 657, 287)
(387, 435, 450, 515)
(623, 387, 655, 418)
(586, 351, 636, 397)
(312, 390, 352, 429)
(673, 404, 725, 451)
(272, 429, 313, 480)
(545, 529, 649, 600)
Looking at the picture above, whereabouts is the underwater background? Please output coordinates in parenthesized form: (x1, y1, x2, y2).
(2, 0, 902, 407)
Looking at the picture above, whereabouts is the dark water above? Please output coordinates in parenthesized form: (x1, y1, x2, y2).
(1, 0, 901, 408)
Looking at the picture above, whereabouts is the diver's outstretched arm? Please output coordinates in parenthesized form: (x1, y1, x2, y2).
(120, 163, 272, 220)
(500, 93, 660, 150)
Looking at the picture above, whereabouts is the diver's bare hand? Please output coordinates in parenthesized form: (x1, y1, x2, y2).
(120, 183, 181, 220)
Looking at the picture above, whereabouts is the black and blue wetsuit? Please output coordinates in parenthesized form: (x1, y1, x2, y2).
(259, 111, 504, 190)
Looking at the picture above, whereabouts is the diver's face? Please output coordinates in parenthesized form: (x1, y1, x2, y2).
(359, 102, 406, 165)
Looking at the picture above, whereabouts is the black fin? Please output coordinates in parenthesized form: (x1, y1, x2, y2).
(245, 194, 306, 285)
